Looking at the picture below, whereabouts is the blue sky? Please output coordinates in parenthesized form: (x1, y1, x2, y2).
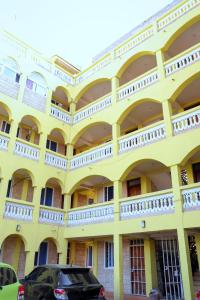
(0, 0, 172, 69)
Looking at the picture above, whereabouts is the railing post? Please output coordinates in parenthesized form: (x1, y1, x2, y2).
(162, 99, 173, 137)
(113, 234, 124, 300)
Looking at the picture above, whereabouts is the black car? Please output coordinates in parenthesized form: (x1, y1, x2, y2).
(22, 264, 106, 300)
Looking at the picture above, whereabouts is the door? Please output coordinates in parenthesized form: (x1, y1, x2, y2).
(38, 242, 48, 265)
(127, 178, 141, 197)
(0, 267, 19, 300)
(156, 239, 184, 300)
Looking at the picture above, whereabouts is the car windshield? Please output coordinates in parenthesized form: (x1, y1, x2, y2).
(60, 269, 99, 286)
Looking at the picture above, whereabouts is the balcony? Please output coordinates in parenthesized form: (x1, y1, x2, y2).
(120, 190, 174, 220)
(39, 206, 65, 225)
(45, 150, 67, 170)
(70, 142, 113, 169)
(0, 133, 9, 151)
(4, 199, 34, 222)
(73, 93, 112, 124)
(119, 121, 165, 154)
(117, 68, 159, 101)
(182, 184, 200, 210)
(67, 201, 114, 227)
(50, 104, 72, 124)
(0, 74, 20, 99)
(172, 106, 200, 135)
(14, 139, 40, 161)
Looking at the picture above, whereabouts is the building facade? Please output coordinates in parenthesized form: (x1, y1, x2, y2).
(0, 0, 200, 299)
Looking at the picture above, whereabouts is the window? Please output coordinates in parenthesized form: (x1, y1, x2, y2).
(0, 267, 17, 286)
(46, 139, 57, 152)
(104, 242, 114, 268)
(1, 121, 10, 134)
(192, 162, 200, 183)
(40, 187, 53, 206)
(104, 186, 113, 202)
(6, 179, 12, 198)
(127, 178, 141, 197)
(86, 246, 93, 268)
(0, 64, 20, 83)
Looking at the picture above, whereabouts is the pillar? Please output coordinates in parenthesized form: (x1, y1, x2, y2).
(141, 176, 151, 194)
(7, 118, 20, 153)
(32, 185, 43, 223)
(24, 251, 35, 275)
(114, 180, 122, 222)
(13, 238, 22, 273)
(38, 130, 48, 163)
(70, 241, 76, 265)
(92, 241, 98, 277)
(59, 239, 68, 265)
(112, 123, 120, 157)
(21, 180, 29, 201)
(114, 234, 123, 300)
(177, 228, 194, 300)
(162, 99, 173, 137)
(144, 239, 158, 296)
(185, 163, 194, 185)
(0, 177, 10, 219)
(156, 50, 165, 79)
(17, 73, 27, 103)
(69, 102, 76, 114)
(170, 164, 182, 214)
(45, 89, 53, 115)
(112, 76, 119, 104)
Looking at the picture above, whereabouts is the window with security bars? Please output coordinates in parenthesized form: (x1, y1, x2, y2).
(104, 186, 113, 202)
(130, 239, 146, 296)
(181, 169, 188, 185)
(104, 242, 114, 268)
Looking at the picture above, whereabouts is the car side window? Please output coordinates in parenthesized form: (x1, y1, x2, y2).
(0, 267, 17, 286)
(26, 267, 45, 281)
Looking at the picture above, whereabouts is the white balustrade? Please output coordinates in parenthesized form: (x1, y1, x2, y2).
(120, 193, 174, 219)
(182, 187, 200, 209)
(45, 151, 67, 170)
(14, 141, 40, 160)
(68, 204, 114, 226)
(50, 105, 72, 124)
(165, 45, 200, 76)
(118, 70, 159, 101)
(39, 208, 65, 225)
(73, 95, 112, 123)
(70, 142, 113, 169)
(172, 108, 200, 134)
(119, 123, 165, 153)
(4, 201, 33, 221)
(0, 134, 9, 150)
(157, 0, 200, 31)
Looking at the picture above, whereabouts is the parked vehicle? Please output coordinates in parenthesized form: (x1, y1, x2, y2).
(0, 262, 24, 300)
(22, 264, 106, 300)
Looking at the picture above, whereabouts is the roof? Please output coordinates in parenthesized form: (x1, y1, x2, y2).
(38, 264, 89, 270)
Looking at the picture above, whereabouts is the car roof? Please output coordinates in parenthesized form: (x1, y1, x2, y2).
(0, 262, 16, 271)
(37, 264, 90, 270)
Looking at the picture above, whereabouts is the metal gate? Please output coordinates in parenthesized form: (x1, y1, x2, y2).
(156, 239, 184, 300)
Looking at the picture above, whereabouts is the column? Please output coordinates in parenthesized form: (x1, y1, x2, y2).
(24, 250, 36, 275)
(156, 50, 165, 80)
(170, 164, 182, 214)
(59, 239, 68, 265)
(63, 193, 71, 225)
(114, 234, 123, 300)
(114, 180, 122, 222)
(112, 76, 119, 104)
(21, 180, 29, 201)
(69, 102, 76, 115)
(38, 130, 48, 164)
(162, 99, 173, 137)
(92, 241, 98, 277)
(32, 185, 43, 223)
(66, 143, 74, 169)
(112, 123, 120, 157)
(45, 89, 53, 115)
(144, 239, 158, 296)
(0, 176, 10, 219)
(185, 163, 194, 185)
(7, 118, 20, 153)
(177, 228, 194, 300)
(17, 73, 27, 103)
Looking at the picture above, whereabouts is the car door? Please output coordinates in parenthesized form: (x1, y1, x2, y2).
(24, 267, 45, 300)
(0, 266, 19, 300)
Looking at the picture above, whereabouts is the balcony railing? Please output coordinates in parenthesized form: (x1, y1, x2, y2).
(70, 142, 113, 169)
(0, 75, 20, 99)
(22, 88, 46, 113)
(172, 107, 200, 135)
(14, 139, 40, 160)
(120, 191, 174, 220)
(0, 133, 9, 151)
(50, 104, 72, 124)
(182, 186, 200, 209)
(73, 94, 112, 124)
(39, 207, 65, 225)
(117, 69, 159, 101)
(119, 122, 165, 153)
(68, 202, 114, 226)
(45, 150, 67, 170)
(4, 200, 34, 221)
(165, 43, 200, 76)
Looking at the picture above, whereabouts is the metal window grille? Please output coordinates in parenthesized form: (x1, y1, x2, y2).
(130, 239, 146, 295)
(105, 242, 114, 268)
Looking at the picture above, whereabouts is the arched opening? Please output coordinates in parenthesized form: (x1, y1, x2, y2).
(121, 159, 172, 198)
(181, 147, 200, 186)
(17, 115, 40, 145)
(0, 103, 11, 134)
(35, 238, 58, 266)
(119, 99, 163, 136)
(51, 86, 69, 111)
(7, 169, 34, 202)
(164, 19, 200, 61)
(46, 129, 66, 156)
(71, 175, 113, 209)
(40, 178, 63, 209)
(119, 54, 157, 87)
(76, 79, 111, 110)
(0, 57, 20, 83)
(1, 235, 26, 278)
(26, 72, 47, 97)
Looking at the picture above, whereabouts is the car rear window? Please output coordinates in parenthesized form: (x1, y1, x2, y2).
(0, 267, 17, 286)
(60, 268, 99, 285)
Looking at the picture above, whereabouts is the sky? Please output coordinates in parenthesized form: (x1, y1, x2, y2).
(0, 0, 173, 70)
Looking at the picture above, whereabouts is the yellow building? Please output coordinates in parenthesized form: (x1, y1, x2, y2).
(0, 0, 200, 299)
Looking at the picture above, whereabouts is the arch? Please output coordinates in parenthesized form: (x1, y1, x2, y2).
(117, 98, 162, 125)
(75, 78, 111, 103)
(116, 51, 156, 79)
(36, 237, 60, 253)
(181, 145, 200, 167)
(20, 114, 41, 133)
(0, 233, 28, 252)
(0, 101, 12, 121)
(48, 127, 67, 144)
(45, 177, 64, 191)
(69, 174, 113, 195)
(28, 71, 47, 87)
(72, 121, 112, 146)
(163, 15, 200, 53)
(11, 168, 36, 187)
(53, 85, 70, 100)
(120, 158, 169, 181)
(1, 56, 20, 72)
